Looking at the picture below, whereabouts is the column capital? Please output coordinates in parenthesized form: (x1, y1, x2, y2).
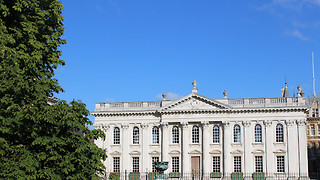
(161, 122, 169, 128)
(263, 120, 272, 127)
(101, 124, 110, 131)
(201, 121, 209, 128)
(222, 121, 230, 127)
(121, 123, 129, 129)
(181, 122, 189, 129)
(285, 120, 295, 127)
(140, 123, 149, 129)
(297, 119, 307, 126)
(242, 121, 251, 127)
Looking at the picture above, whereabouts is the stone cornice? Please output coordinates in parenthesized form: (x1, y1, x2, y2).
(92, 107, 307, 117)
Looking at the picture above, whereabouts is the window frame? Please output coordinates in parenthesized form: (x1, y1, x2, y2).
(254, 124, 262, 143)
(172, 157, 180, 172)
(233, 156, 242, 172)
(113, 157, 120, 172)
(133, 126, 140, 144)
(276, 156, 285, 173)
(152, 126, 159, 144)
(132, 157, 140, 172)
(212, 156, 221, 172)
(192, 125, 200, 144)
(172, 126, 179, 144)
(213, 125, 220, 144)
(276, 124, 284, 143)
(255, 156, 263, 172)
(311, 124, 315, 136)
(233, 124, 241, 143)
(113, 127, 120, 145)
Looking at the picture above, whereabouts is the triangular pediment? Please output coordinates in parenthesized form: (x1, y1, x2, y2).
(161, 93, 231, 111)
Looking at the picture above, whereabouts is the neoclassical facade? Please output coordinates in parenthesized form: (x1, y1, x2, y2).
(93, 81, 309, 178)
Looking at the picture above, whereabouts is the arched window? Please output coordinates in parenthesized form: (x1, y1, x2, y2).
(152, 126, 159, 144)
(172, 126, 179, 144)
(233, 124, 241, 143)
(192, 125, 200, 143)
(114, 127, 120, 144)
(133, 126, 139, 144)
(213, 125, 220, 143)
(255, 124, 262, 143)
(276, 124, 284, 142)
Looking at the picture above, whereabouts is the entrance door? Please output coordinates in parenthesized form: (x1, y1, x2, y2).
(191, 156, 200, 175)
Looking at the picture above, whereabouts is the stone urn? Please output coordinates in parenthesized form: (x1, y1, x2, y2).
(154, 162, 168, 180)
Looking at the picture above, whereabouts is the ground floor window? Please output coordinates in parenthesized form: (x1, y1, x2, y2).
(152, 157, 159, 172)
(233, 156, 241, 172)
(212, 156, 220, 172)
(113, 157, 120, 172)
(255, 156, 263, 172)
(132, 157, 139, 172)
(277, 156, 285, 173)
(172, 157, 179, 172)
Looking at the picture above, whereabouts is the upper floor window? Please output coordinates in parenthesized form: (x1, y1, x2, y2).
(233, 125, 241, 143)
(152, 126, 159, 144)
(254, 124, 262, 143)
(276, 124, 284, 143)
(192, 125, 200, 143)
(172, 126, 179, 144)
(114, 127, 120, 144)
(312, 108, 319, 117)
(311, 125, 315, 136)
(133, 126, 139, 144)
(213, 125, 220, 143)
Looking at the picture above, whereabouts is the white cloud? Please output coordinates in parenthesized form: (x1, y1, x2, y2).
(155, 92, 182, 100)
(105, 98, 115, 102)
(286, 30, 309, 41)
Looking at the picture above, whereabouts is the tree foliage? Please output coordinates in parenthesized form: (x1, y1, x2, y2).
(0, 0, 106, 179)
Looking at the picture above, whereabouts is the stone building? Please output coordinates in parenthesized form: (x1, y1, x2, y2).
(93, 81, 309, 179)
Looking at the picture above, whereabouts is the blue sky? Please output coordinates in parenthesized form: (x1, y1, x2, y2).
(56, 0, 320, 127)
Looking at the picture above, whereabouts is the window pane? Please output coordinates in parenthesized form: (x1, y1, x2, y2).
(234, 125, 241, 143)
(152, 127, 159, 144)
(276, 124, 284, 142)
(172, 126, 179, 144)
(192, 126, 199, 143)
(172, 157, 179, 172)
(255, 156, 263, 172)
(152, 157, 159, 172)
(255, 124, 262, 143)
(311, 125, 315, 136)
(212, 156, 220, 172)
(113, 157, 120, 172)
(133, 157, 139, 172)
(114, 127, 120, 144)
(133, 127, 139, 144)
(277, 156, 285, 173)
(234, 156, 241, 172)
(213, 125, 220, 143)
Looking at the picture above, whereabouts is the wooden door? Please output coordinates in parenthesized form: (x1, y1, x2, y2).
(191, 156, 200, 175)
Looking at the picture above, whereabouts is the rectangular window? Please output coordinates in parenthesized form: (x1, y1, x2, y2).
(113, 157, 120, 172)
(152, 157, 159, 172)
(172, 157, 179, 172)
(132, 157, 139, 172)
(255, 156, 263, 172)
(233, 156, 241, 172)
(277, 156, 285, 173)
(312, 108, 319, 117)
(318, 125, 320, 135)
(311, 125, 315, 136)
(212, 156, 220, 172)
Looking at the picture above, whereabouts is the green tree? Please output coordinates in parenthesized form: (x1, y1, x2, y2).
(0, 0, 106, 179)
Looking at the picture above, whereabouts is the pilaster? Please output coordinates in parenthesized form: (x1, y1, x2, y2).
(121, 124, 130, 172)
(202, 121, 210, 174)
(181, 122, 190, 174)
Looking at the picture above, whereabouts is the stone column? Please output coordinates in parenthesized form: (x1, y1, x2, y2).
(297, 119, 308, 175)
(161, 122, 170, 163)
(286, 120, 299, 174)
(264, 120, 273, 176)
(222, 121, 231, 174)
(202, 121, 210, 174)
(243, 121, 252, 173)
(102, 124, 110, 172)
(141, 123, 149, 173)
(121, 124, 130, 172)
(181, 122, 190, 174)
